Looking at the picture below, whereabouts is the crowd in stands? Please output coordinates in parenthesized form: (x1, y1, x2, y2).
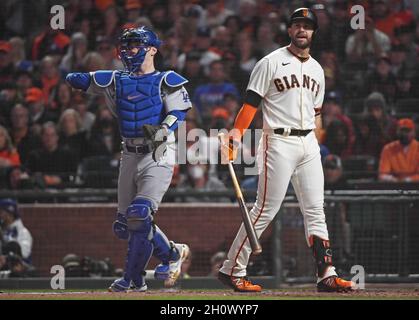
(0, 0, 418, 195)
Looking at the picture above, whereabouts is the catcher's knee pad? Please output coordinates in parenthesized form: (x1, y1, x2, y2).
(310, 235, 333, 278)
(126, 198, 154, 239)
(112, 212, 129, 240)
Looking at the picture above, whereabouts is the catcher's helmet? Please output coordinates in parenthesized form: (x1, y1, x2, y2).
(288, 8, 318, 31)
(118, 26, 162, 73)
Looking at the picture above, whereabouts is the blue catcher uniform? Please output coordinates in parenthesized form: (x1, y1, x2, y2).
(66, 27, 192, 291)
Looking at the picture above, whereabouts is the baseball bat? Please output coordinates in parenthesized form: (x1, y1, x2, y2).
(218, 133, 262, 254)
(227, 160, 262, 255)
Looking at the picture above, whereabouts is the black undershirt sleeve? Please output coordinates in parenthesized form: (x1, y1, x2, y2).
(244, 90, 263, 108)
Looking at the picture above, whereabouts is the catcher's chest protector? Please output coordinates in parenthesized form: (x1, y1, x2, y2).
(115, 71, 166, 138)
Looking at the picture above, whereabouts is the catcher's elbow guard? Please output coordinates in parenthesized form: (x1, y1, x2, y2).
(65, 72, 91, 91)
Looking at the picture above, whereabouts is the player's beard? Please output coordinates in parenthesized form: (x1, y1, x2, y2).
(291, 36, 312, 50)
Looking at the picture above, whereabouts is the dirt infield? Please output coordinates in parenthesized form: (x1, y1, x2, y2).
(1, 288, 419, 300)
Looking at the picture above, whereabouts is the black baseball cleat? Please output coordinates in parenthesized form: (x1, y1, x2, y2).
(317, 276, 355, 292)
(218, 271, 262, 292)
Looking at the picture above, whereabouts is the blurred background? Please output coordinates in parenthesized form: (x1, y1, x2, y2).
(0, 0, 418, 286)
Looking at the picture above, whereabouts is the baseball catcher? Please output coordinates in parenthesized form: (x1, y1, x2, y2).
(66, 26, 191, 292)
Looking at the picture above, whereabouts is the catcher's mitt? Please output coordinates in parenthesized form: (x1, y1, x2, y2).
(142, 124, 169, 162)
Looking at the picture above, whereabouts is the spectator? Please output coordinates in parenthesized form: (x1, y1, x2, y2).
(181, 51, 206, 98)
(178, 163, 230, 202)
(324, 120, 353, 159)
(25, 87, 58, 132)
(57, 109, 89, 164)
(184, 4, 205, 34)
(255, 21, 278, 57)
(193, 60, 239, 118)
(200, 0, 234, 29)
(323, 154, 346, 189)
(235, 31, 257, 75)
(321, 91, 355, 149)
(125, 0, 142, 23)
(0, 82, 19, 124)
(39, 56, 61, 108)
(353, 114, 387, 159)
(364, 91, 398, 142)
(0, 125, 21, 169)
(310, 4, 333, 59)
(5, 166, 36, 190)
(393, 20, 417, 66)
(51, 81, 73, 112)
(26, 122, 78, 188)
(72, 92, 96, 135)
(208, 251, 227, 277)
(389, 43, 410, 76)
(210, 106, 231, 130)
(9, 37, 33, 73)
(82, 51, 106, 72)
(96, 36, 123, 70)
(379, 118, 419, 182)
(0, 41, 15, 85)
(60, 32, 89, 74)
(0, 199, 33, 271)
(395, 71, 416, 100)
(87, 106, 121, 159)
(101, 5, 122, 43)
(222, 93, 241, 125)
(9, 104, 41, 165)
(148, 1, 171, 34)
(193, 26, 220, 71)
(31, 26, 70, 61)
(371, 0, 400, 39)
(331, 0, 354, 62)
(211, 25, 234, 58)
(345, 15, 391, 63)
(237, 0, 259, 36)
(224, 14, 242, 37)
(167, 0, 186, 30)
(364, 54, 397, 103)
(15, 70, 35, 101)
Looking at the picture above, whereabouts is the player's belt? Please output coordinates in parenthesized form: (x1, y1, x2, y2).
(124, 144, 152, 154)
(274, 128, 312, 136)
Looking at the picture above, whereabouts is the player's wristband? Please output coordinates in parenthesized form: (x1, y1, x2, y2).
(162, 114, 178, 128)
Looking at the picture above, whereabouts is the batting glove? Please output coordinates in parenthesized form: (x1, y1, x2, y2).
(219, 133, 239, 163)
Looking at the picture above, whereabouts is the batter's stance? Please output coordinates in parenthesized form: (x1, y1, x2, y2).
(66, 27, 191, 292)
(219, 8, 354, 292)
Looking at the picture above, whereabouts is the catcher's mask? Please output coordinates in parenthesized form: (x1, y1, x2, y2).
(118, 26, 162, 73)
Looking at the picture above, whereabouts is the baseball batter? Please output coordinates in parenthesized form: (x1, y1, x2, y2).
(66, 27, 191, 292)
(219, 8, 354, 292)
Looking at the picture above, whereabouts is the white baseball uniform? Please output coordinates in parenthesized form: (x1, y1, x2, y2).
(220, 46, 337, 281)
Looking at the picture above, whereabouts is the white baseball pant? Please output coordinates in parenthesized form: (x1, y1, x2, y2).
(220, 131, 337, 281)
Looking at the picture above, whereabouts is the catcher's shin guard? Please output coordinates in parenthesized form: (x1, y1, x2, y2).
(152, 225, 179, 264)
(310, 235, 333, 278)
(123, 198, 154, 284)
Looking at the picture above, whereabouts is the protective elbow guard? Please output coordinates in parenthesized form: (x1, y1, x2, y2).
(65, 72, 91, 91)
